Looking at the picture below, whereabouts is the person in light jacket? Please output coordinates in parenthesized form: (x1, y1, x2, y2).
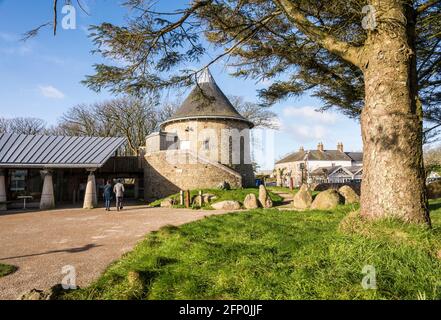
(113, 179, 125, 211)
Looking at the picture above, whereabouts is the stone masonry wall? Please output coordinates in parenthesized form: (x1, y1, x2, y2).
(144, 150, 243, 200)
(161, 119, 255, 188)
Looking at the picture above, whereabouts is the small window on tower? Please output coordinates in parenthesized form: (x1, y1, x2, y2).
(204, 139, 210, 150)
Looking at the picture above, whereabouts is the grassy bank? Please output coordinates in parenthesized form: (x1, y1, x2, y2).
(61, 200, 441, 300)
(0, 264, 17, 278)
(149, 188, 284, 209)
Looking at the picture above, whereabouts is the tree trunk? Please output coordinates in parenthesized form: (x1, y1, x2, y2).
(360, 1, 430, 225)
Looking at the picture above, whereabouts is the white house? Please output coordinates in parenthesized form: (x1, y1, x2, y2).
(311, 165, 363, 184)
(274, 142, 363, 187)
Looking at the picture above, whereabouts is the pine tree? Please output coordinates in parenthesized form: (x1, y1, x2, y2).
(83, 0, 440, 225)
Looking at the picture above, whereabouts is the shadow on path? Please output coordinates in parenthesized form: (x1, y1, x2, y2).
(0, 243, 102, 261)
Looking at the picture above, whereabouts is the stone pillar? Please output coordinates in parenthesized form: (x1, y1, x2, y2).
(83, 170, 97, 209)
(0, 169, 7, 211)
(40, 170, 55, 210)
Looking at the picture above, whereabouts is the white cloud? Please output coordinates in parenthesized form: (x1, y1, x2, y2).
(0, 44, 32, 56)
(282, 106, 337, 124)
(276, 105, 342, 144)
(0, 32, 18, 42)
(282, 123, 327, 143)
(38, 85, 65, 99)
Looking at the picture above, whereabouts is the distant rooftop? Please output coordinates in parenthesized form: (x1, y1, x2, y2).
(311, 165, 363, 176)
(161, 68, 254, 128)
(276, 143, 363, 164)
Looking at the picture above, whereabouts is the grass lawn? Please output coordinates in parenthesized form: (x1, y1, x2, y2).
(149, 188, 284, 209)
(0, 264, 17, 278)
(61, 200, 441, 300)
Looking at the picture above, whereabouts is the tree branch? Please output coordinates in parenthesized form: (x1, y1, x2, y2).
(53, 0, 58, 36)
(272, 0, 362, 67)
(417, 0, 441, 14)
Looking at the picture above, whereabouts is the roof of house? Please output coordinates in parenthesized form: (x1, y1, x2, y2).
(311, 165, 362, 176)
(276, 148, 363, 164)
(345, 152, 363, 162)
(0, 133, 126, 169)
(161, 68, 254, 128)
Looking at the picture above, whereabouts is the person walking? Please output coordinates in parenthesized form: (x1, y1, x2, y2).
(113, 179, 125, 211)
(103, 180, 113, 212)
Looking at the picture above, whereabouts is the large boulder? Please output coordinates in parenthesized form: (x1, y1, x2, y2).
(311, 189, 343, 210)
(243, 193, 259, 209)
(212, 200, 241, 210)
(258, 185, 273, 208)
(292, 184, 313, 209)
(427, 181, 441, 199)
(202, 193, 217, 203)
(338, 185, 360, 204)
(160, 198, 175, 208)
(19, 285, 66, 300)
(192, 195, 203, 206)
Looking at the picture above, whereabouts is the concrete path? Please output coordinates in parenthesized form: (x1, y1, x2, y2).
(0, 206, 232, 300)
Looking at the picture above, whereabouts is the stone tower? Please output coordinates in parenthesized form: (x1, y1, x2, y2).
(143, 68, 255, 199)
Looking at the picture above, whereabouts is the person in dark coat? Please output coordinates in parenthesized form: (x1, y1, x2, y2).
(103, 180, 113, 211)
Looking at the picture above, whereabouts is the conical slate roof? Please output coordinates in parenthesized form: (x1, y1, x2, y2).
(161, 69, 254, 128)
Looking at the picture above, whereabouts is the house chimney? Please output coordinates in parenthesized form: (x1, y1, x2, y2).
(337, 142, 344, 152)
(317, 142, 324, 152)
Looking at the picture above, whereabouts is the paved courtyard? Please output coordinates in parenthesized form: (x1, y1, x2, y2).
(0, 206, 231, 299)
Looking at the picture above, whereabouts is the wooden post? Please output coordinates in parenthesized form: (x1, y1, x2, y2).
(199, 190, 203, 206)
(289, 178, 294, 191)
(185, 190, 190, 208)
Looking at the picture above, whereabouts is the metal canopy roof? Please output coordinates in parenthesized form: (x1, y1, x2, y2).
(0, 133, 126, 169)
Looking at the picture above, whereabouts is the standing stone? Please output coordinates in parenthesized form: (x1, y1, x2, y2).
(198, 190, 203, 206)
(40, 170, 55, 210)
(311, 189, 343, 210)
(211, 200, 241, 210)
(264, 197, 273, 208)
(427, 181, 441, 199)
(192, 195, 203, 207)
(243, 193, 259, 209)
(160, 198, 175, 208)
(338, 185, 360, 204)
(83, 171, 97, 209)
(180, 190, 185, 206)
(202, 193, 216, 203)
(292, 184, 313, 210)
(0, 169, 7, 211)
(258, 185, 273, 208)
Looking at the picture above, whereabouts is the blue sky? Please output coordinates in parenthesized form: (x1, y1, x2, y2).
(0, 0, 362, 169)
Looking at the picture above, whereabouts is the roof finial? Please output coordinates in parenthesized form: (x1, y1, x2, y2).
(197, 67, 214, 84)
